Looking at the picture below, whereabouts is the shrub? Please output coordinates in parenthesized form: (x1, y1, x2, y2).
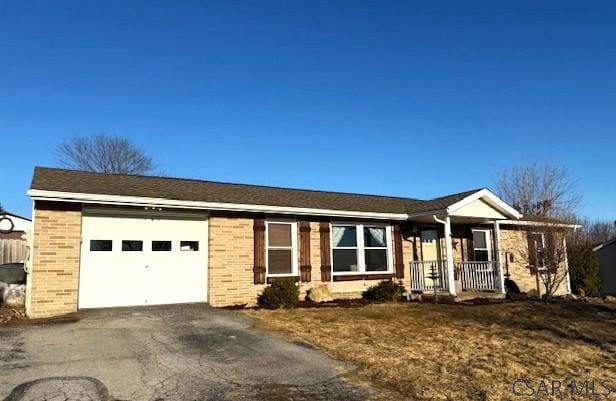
(257, 279, 300, 309)
(568, 243, 601, 297)
(362, 280, 404, 302)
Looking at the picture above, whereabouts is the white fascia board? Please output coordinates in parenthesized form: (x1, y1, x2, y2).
(499, 219, 581, 228)
(446, 188, 522, 219)
(594, 237, 616, 252)
(27, 189, 408, 221)
(406, 209, 448, 220)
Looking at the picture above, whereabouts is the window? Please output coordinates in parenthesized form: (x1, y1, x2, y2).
(180, 241, 199, 251)
(266, 221, 297, 276)
(332, 225, 358, 272)
(364, 227, 388, 271)
(90, 240, 112, 251)
(531, 233, 546, 271)
(122, 240, 143, 251)
(332, 223, 391, 274)
(152, 241, 172, 251)
(472, 229, 491, 262)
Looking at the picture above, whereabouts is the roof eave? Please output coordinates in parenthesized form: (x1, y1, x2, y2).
(28, 189, 409, 221)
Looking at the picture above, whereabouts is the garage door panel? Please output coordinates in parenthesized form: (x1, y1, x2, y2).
(78, 213, 207, 309)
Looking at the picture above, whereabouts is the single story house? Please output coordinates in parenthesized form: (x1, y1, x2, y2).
(594, 237, 616, 296)
(26, 167, 572, 318)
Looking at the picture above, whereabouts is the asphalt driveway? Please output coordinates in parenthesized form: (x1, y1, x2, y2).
(0, 304, 372, 401)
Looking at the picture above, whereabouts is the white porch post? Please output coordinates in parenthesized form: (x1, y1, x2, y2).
(444, 216, 457, 296)
(563, 237, 572, 294)
(493, 220, 505, 294)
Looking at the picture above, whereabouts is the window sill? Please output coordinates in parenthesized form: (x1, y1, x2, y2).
(332, 273, 394, 282)
(266, 276, 300, 284)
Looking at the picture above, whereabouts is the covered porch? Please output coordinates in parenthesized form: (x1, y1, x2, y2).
(404, 188, 522, 297)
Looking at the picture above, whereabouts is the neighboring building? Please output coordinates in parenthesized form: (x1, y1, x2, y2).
(594, 237, 616, 296)
(26, 167, 572, 318)
(0, 211, 31, 264)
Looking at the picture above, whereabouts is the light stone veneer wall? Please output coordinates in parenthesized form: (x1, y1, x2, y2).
(27, 202, 82, 318)
(499, 227, 569, 296)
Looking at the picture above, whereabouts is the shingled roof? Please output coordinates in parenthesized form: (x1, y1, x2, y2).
(29, 167, 491, 216)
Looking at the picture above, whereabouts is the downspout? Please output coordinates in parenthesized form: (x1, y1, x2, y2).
(563, 226, 577, 295)
(25, 199, 35, 317)
(433, 214, 457, 297)
(494, 220, 506, 295)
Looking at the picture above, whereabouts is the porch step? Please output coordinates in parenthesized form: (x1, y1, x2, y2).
(455, 291, 505, 301)
(408, 291, 505, 302)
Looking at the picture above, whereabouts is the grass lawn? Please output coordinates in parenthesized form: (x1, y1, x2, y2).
(247, 300, 616, 401)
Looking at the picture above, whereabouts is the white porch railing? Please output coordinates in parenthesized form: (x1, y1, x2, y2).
(457, 261, 501, 292)
(410, 260, 449, 292)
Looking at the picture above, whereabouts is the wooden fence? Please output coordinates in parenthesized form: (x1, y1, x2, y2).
(0, 239, 28, 264)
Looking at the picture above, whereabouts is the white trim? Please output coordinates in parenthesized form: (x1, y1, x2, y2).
(330, 222, 393, 275)
(28, 189, 408, 221)
(24, 200, 36, 317)
(471, 228, 493, 262)
(446, 188, 522, 219)
(592, 237, 616, 252)
(563, 237, 571, 294)
(500, 219, 580, 228)
(531, 232, 547, 272)
(493, 220, 505, 294)
(265, 219, 298, 278)
(433, 215, 457, 296)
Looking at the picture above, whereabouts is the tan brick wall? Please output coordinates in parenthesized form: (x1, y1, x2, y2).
(27, 202, 82, 318)
(207, 216, 261, 306)
(207, 217, 406, 306)
(500, 227, 569, 297)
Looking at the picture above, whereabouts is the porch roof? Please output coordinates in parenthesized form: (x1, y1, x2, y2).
(405, 188, 522, 221)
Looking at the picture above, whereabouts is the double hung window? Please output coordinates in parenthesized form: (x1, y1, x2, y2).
(331, 224, 392, 274)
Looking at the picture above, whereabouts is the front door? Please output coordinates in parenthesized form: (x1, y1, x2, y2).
(420, 229, 440, 261)
(420, 230, 442, 288)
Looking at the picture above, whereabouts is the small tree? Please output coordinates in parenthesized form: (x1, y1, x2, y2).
(495, 163, 579, 300)
(495, 163, 580, 220)
(567, 242, 601, 296)
(566, 218, 614, 296)
(56, 134, 157, 175)
(528, 226, 571, 301)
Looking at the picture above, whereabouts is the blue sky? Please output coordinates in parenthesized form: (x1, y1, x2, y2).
(1, 1, 615, 220)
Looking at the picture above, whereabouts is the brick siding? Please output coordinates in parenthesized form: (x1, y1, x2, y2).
(26, 202, 82, 318)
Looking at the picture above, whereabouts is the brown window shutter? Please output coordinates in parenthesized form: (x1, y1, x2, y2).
(319, 222, 331, 281)
(253, 218, 266, 284)
(299, 221, 311, 282)
(527, 231, 537, 275)
(393, 225, 404, 279)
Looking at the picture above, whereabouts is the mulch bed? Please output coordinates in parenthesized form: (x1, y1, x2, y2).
(0, 305, 27, 326)
(223, 297, 519, 311)
(0, 304, 82, 327)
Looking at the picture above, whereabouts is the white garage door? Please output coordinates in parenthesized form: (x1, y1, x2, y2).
(78, 211, 208, 309)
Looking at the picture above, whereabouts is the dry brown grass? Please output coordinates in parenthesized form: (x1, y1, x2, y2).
(246, 300, 616, 401)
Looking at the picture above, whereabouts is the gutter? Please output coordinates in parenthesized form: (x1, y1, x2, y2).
(28, 189, 409, 221)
